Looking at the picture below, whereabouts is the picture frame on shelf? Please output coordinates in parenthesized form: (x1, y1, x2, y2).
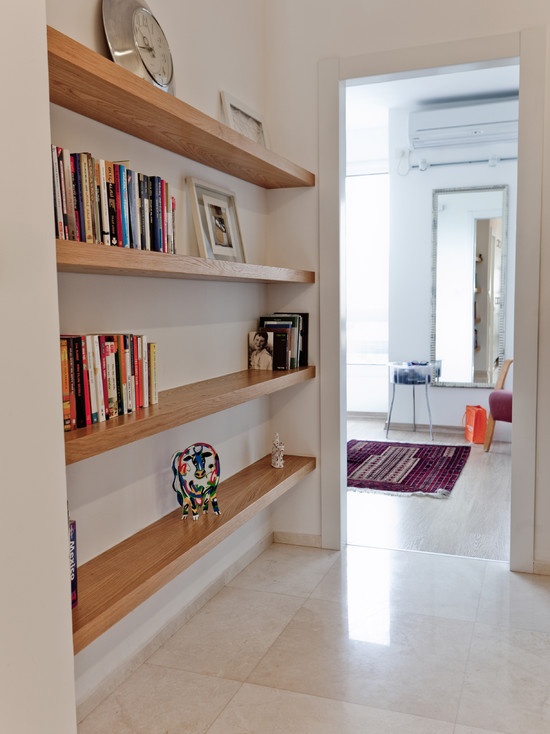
(187, 178, 246, 263)
(220, 91, 269, 148)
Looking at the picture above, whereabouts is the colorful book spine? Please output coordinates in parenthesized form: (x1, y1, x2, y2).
(148, 342, 158, 405)
(51, 145, 64, 239)
(60, 338, 72, 432)
(69, 517, 77, 608)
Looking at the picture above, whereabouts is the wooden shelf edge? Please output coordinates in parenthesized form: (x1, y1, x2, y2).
(47, 26, 315, 190)
(56, 240, 315, 284)
(64, 366, 316, 465)
(72, 454, 316, 652)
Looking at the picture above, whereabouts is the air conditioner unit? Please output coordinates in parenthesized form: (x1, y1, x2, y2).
(409, 99, 518, 149)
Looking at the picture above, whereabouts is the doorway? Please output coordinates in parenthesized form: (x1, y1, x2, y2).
(318, 30, 543, 571)
(344, 65, 517, 561)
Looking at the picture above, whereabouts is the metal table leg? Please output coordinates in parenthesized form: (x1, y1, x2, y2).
(386, 382, 396, 437)
(425, 377, 434, 440)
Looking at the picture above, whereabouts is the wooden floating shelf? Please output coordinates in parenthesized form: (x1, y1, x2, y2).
(64, 366, 316, 465)
(72, 453, 316, 653)
(56, 240, 315, 284)
(47, 26, 315, 190)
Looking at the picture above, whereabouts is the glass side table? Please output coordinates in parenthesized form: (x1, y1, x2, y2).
(386, 361, 441, 440)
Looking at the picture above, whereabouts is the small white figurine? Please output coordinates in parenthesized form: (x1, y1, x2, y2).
(271, 433, 285, 469)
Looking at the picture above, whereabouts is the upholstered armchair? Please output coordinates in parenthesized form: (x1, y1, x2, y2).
(483, 359, 513, 452)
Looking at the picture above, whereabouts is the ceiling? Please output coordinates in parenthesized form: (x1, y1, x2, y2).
(345, 61, 520, 168)
(346, 62, 520, 130)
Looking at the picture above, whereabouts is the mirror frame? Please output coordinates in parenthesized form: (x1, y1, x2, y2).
(430, 184, 509, 388)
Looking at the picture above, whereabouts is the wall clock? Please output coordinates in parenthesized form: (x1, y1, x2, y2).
(103, 0, 175, 94)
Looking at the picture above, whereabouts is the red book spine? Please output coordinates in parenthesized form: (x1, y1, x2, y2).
(98, 335, 110, 420)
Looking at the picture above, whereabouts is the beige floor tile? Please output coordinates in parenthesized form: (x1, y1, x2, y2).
(78, 663, 240, 733)
(227, 542, 340, 597)
(312, 544, 488, 622)
(208, 683, 455, 733)
(455, 727, 509, 734)
(247, 596, 473, 721)
(477, 563, 550, 633)
(457, 623, 550, 734)
(147, 586, 304, 681)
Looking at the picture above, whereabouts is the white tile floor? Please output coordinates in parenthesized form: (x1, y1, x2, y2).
(79, 542, 550, 733)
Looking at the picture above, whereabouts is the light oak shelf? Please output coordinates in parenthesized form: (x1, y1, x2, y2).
(56, 240, 315, 284)
(47, 26, 315, 190)
(64, 366, 315, 465)
(72, 453, 316, 652)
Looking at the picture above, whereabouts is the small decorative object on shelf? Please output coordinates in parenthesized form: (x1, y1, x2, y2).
(102, 0, 175, 94)
(220, 91, 269, 148)
(248, 330, 273, 370)
(171, 443, 221, 520)
(271, 433, 285, 469)
(187, 178, 246, 262)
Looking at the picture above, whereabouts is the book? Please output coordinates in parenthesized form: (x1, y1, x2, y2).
(275, 312, 309, 367)
(98, 334, 110, 420)
(85, 335, 99, 424)
(260, 317, 295, 366)
(117, 162, 130, 247)
(61, 148, 78, 241)
(271, 329, 291, 370)
(104, 160, 118, 246)
(51, 145, 64, 239)
(89, 334, 106, 422)
(148, 342, 158, 404)
(60, 338, 72, 431)
(138, 173, 150, 250)
(127, 168, 141, 248)
(96, 158, 110, 246)
(79, 152, 95, 243)
(68, 516, 77, 608)
(55, 146, 69, 239)
(141, 334, 149, 408)
(104, 336, 118, 418)
(151, 175, 163, 251)
(70, 153, 84, 241)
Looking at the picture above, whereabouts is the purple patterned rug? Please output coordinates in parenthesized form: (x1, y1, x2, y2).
(347, 440, 471, 497)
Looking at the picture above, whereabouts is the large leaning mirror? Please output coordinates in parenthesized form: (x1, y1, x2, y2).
(431, 185, 508, 387)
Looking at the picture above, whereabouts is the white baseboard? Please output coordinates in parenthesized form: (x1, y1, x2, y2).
(76, 531, 273, 723)
(533, 561, 550, 576)
(273, 531, 322, 548)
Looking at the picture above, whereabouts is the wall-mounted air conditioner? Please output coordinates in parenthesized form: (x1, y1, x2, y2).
(409, 99, 518, 149)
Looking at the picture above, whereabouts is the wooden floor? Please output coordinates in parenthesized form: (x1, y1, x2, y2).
(347, 417, 511, 561)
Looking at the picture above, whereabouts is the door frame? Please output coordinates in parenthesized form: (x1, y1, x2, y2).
(318, 30, 545, 571)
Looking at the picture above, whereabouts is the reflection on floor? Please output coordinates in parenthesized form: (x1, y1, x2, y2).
(79, 542, 550, 734)
(347, 417, 511, 561)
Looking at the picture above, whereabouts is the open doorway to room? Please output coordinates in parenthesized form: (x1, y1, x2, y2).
(344, 62, 518, 562)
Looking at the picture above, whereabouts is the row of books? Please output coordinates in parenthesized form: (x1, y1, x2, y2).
(51, 145, 176, 253)
(60, 333, 158, 432)
(248, 312, 309, 371)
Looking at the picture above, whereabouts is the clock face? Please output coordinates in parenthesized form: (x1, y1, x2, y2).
(132, 8, 173, 89)
(103, 0, 175, 93)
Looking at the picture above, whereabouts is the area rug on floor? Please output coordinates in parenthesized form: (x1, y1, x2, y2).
(347, 440, 471, 497)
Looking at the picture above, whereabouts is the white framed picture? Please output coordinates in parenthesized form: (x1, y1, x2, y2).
(220, 91, 269, 148)
(186, 178, 246, 263)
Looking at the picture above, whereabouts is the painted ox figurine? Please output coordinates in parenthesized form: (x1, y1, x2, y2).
(171, 443, 221, 520)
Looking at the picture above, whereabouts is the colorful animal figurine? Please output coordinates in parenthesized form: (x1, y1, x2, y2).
(171, 443, 221, 520)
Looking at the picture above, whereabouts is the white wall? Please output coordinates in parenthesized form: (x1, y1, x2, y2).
(263, 1, 550, 572)
(6, 2, 550, 727)
(46, 0, 311, 712)
(0, 3, 77, 732)
(387, 114, 517, 430)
